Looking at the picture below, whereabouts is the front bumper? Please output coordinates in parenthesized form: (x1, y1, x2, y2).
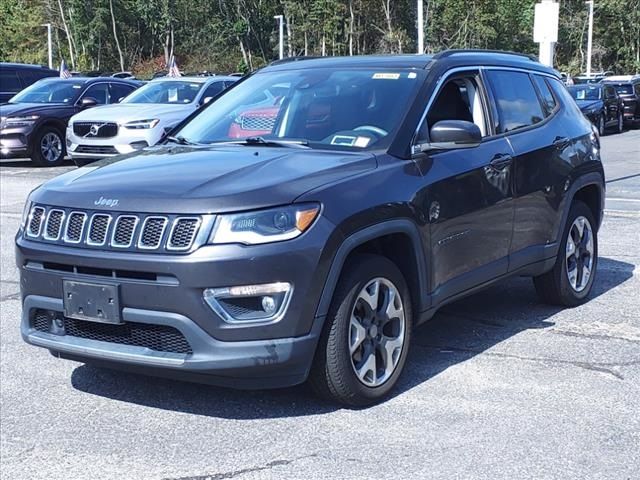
(0, 125, 33, 157)
(66, 126, 163, 160)
(22, 296, 324, 388)
(16, 217, 336, 387)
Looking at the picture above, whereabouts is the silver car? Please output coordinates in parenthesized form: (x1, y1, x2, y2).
(66, 75, 237, 166)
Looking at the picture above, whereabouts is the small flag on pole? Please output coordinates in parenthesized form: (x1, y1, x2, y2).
(59, 59, 72, 79)
(167, 56, 181, 78)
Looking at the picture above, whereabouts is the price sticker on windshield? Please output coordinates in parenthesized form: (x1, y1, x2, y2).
(372, 73, 400, 80)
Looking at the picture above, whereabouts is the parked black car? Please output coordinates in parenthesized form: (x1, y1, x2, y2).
(0, 62, 58, 103)
(16, 50, 604, 406)
(602, 75, 640, 126)
(0, 77, 139, 166)
(567, 83, 624, 135)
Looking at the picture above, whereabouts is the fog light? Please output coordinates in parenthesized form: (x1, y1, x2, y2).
(203, 282, 293, 324)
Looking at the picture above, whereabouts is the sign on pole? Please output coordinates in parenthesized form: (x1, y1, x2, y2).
(534, 0, 559, 67)
(534, 2, 559, 43)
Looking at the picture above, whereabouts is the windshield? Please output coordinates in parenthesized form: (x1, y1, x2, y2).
(122, 80, 204, 104)
(568, 85, 601, 101)
(10, 79, 85, 104)
(610, 84, 633, 95)
(175, 68, 423, 150)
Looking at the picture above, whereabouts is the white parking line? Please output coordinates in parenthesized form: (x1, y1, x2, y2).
(607, 197, 640, 203)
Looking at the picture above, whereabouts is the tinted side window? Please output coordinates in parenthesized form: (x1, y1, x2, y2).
(0, 69, 21, 91)
(532, 75, 556, 116)
(202, 81, 225, 102)
(635, 84, 640, 96)
(82, 83, 110, 104)
(486, 70, 545, 133)
(110, 83, 135, 103)
(548, 77, 583, 116)
(604, 86, 616, 98)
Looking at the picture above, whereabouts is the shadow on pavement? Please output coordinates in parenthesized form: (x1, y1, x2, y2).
(71, 256, 635, 418)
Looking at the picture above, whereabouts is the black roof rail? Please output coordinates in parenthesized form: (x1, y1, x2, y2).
(269, 56, 322, 66)
(433, 49, 539, 62)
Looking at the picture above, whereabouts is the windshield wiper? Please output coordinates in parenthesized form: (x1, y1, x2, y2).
(222, 136, 309, 148)
(166, 135, 197, 145)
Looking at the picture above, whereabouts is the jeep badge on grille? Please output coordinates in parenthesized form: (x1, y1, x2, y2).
(94, 196, 119, 207)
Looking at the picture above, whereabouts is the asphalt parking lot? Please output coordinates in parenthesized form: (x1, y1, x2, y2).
(1, 130, 639, 480)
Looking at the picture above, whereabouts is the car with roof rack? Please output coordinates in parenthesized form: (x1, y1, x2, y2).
(1, 76, 140, 166)
(16, 49, 604, 405)
(66, 75, 238, 166)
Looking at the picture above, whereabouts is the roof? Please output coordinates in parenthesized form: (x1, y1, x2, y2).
(0, 62, 56, 71)
(262, 49, 557, 77)
(38, 76, 139, 85)
(602, 75, 640, 83)
(149, 75, 238, 84)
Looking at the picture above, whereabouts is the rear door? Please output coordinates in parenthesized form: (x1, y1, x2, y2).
(603, 85, 619, 124)
(486, 69, 575, 270)
(417, 69, 515, 301)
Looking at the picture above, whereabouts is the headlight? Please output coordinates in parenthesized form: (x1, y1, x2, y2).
(123, 119, 160, 129)
(4, 115, 39, 128)
(209, 204, 320, 245)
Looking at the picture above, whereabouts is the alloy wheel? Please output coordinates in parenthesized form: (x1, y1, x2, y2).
(40, 132, 62, 163)
(349, 277, 406, 387)
(565, 215, 595, 292)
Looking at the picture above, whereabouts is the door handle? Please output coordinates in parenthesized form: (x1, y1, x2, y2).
(489, 153, 512, 170)
(553, 136, 571, 149)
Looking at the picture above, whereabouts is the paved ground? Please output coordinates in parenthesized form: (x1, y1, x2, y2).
(1, 130, 639, 480)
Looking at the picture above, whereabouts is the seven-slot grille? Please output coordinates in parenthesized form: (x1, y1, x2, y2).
(24, 205, 203, 253)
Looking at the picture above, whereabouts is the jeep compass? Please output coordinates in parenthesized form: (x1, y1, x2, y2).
(16, 50, 605, 406)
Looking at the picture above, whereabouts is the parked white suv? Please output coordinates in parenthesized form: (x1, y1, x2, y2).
(66, 75, 237, 166)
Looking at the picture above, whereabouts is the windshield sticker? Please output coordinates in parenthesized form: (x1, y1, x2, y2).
(354, 136, 371, 148)
(331, 135, 356, 146)
(372, 73, 400, 80)
(408, 72, 417, 79)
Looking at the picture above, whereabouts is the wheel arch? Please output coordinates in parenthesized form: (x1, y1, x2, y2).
(315, 219, 430, 321)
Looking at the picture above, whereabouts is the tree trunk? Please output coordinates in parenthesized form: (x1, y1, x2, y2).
(56, 0, 76, 69)
(109, 0, 125, 71)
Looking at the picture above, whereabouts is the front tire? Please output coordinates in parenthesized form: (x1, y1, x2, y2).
(533, 200, 598, 306)
(31, 127, 65, 167)
(309, 254, 412, 406)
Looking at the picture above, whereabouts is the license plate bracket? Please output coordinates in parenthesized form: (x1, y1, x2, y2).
(63, 280, 121, 324)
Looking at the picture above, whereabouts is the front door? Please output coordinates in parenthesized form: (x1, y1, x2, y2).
(417, 70, 515, 302)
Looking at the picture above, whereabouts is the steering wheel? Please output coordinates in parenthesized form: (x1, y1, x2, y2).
(354, 125, 388, 137)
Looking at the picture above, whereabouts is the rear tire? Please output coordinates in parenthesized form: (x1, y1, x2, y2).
(309, 254, 412, 406)
(31, 126, 65, 167)
(533, 200, 598, 306)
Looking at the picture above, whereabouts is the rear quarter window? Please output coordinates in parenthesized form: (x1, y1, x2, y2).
(531, 75, 557, 116)
(486, 70, 545, 133)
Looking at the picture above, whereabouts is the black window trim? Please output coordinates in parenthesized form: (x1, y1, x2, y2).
(412, 65, 561, 153)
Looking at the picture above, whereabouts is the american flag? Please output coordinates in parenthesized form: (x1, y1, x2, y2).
(59, 59, 72, 79)
(167, 56, 181, 78)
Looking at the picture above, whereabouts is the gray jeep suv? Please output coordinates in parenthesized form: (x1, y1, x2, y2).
(16, 51, 605, 405)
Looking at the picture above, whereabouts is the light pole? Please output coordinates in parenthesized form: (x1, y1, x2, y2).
(585, 0, 594, 76)
(274, 15, 284, 60)
(42, 23, 53, 69)
(417, 0, 424, 54)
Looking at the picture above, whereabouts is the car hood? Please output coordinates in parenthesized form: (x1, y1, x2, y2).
(70, 103, 196, 123)
(575, 100, 602, 111)
(0, 102, 68, 117)
(33, 145, 377, 213)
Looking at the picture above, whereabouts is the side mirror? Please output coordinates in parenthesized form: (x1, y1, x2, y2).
(417, 120, 482, 152)
(80, 97, 98, 108)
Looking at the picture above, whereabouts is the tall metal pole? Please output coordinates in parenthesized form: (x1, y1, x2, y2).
(42, 23, 53, 68)
(274, 15, 284, 60)
(586, 0, 594, 76)
(417, 0, 424, 54)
